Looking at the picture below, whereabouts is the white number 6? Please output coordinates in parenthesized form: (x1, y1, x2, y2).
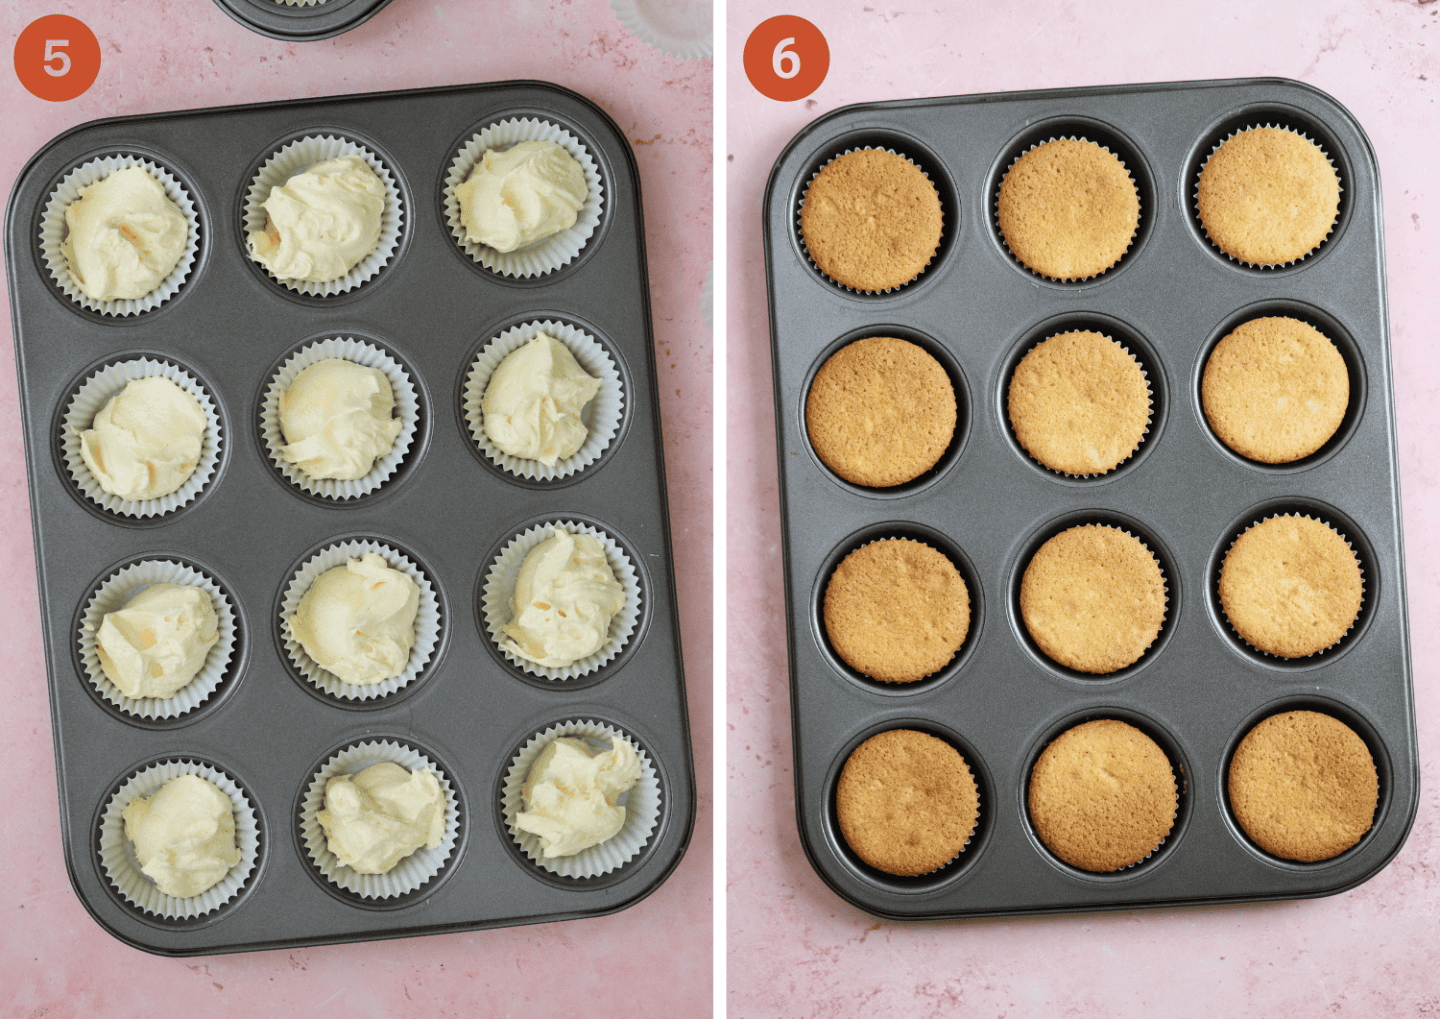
(772, 37, 800, 80)
(44, 39, 71, 77)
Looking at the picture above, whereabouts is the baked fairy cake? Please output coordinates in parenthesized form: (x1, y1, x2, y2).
(1008, 331, 1150, 474)
(997, 139, 1139, 280)
(805, 336, 955, 487)
(1228, 710, 1377, 862)
(836, 729, 978, 876)
(823, 539, 969, 683)
(1219, 515, 1362, 658)
(1197, 127, 1340, 266)
(799, 149, 942, 291)
(1202, 316, 1348, 463)
(1020, 524, 1166, 673)
(1028, 719, 1176, 872)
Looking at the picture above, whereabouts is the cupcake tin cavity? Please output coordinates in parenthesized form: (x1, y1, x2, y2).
(209, 0, 395, 42)
(763, 78, 1414, 919)
(7, 81, 692, 954)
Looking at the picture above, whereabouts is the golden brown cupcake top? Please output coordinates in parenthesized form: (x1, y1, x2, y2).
(997, 139, 1139, 280)
(1020, 524, 1166, 674)
(1202, 316, 1348, 464)
(805, 336, 956, 487)
(1197, 127, 1340, 266)
(1219, 515, 1362, 658)
(823, 539, 969, 683)
(1228, 710, 1377, 862)
(1008, 331, 1150, 475)
(837, 729, 978, 876)
(800, 149, 943, 291)
(1028, 718, 1176, 872)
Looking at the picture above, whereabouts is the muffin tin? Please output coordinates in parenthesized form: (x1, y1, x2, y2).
(6, 80, 693, 953)
(209, 0, 396, 42)
(762, 77, 1415, 919)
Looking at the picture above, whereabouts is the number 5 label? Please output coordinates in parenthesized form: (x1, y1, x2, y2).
(15, 16, 100, 101)
(744, 16, 829, 102)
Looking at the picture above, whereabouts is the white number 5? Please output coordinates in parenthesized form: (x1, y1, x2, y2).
(44, 39, 71, 77)
(772, 37, 799, 80)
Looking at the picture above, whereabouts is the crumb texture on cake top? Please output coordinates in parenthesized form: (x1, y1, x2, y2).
(800, 149, 943, 291)
(1197, 127, 1340, 266)
(1219, 514, 1362, 658)
(1228, 710, 1377, 862)
(1020, 524, 1166, 673)
(997, 139, 1139, 280)
(1028, 718, 1177, 872)
(805, 336, 956, 487)
(836, 729, 978, 876)
(824, 538, 969, 683)
(1008, 330, 1150, 474)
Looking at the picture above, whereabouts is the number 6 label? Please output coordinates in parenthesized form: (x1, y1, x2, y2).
(745, 16, 829, 102)
(15, 16, 100, 102)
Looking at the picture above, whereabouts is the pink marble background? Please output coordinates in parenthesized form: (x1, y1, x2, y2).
(728, 1, 1440, 1015)
(0, 1, 711, 1014)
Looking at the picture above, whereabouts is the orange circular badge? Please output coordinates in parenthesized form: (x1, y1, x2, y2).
(743, 16, 828, 102)
(15, 15, 101, 102)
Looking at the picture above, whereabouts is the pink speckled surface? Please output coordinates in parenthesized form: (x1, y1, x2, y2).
(0, 1, 710, 1014)
(728, 2, 1439, 1016)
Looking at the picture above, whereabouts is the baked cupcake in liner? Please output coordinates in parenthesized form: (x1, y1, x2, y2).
(481, 520, 641, 681)
(261, 337, 419, 499)
(837, 730, 980, 878)
(62, 357, 223, 519)
(1217, 512, 1365, 660)
(994, 136, 1142, 283)
(40, 154, 200, 317)
(98, 758, 260, 919)
(280, 539, 441, 700)
(797, 147, 942, 294)
(823, 536, 971, 685)
(1007, 332, 1153, 478)
(443, 117, 605, 278)
(462, 319, 623, 481)
(300, 739, 460, 899)
(1022, 524, 1169, 673)
(502, 719, 661, 878)
(1194, 124, 1342, 269)
(1028, 720, 1178, 873)
(244, 135, 403, 297)
(608, 0, 713, 60)
(78, 559, 236, 719)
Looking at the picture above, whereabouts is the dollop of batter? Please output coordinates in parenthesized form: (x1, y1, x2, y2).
(482, 334, 600, 466)
(80, 376, 206, 501)
(290, 552, 419, 684)
(502, 528, 624, 668)
(280, 359, 402, 480)
(62, 165, 188, 301)
(456, 140, 587, 252)
(516, 737, 640, 857)
(317, 762, 445, 874)
(122, 774, 240, 898)
(97, 583, 219, 699)
(248, 154, 384, 282)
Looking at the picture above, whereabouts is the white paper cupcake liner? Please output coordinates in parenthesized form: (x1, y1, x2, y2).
(463, 320, 623, 481)
(62, 358, 223, 518)
(78, 560, 236, 719)
(98, 759, 260, 919)
(443, 118, 604, 278)
(261, 337, 418, 499)
(482, 520, 642, 681)
(797, 147, 942, 294)
(1219, 512, 1365, 659)
(1195, 124, 1342, 269)
(40, 154, 200, 317)
(300, 740, 460, 898)
(609, 0, 713, 60)
(502, 720, 661, 878)
(994, 135, 1141, 283)
(1009, 333, 1153, 478)
(244, 135, 403, 297)
(1025, 525, 1169, 671)
(281, 539, 441, 699)
(274, 0, 326, 5)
